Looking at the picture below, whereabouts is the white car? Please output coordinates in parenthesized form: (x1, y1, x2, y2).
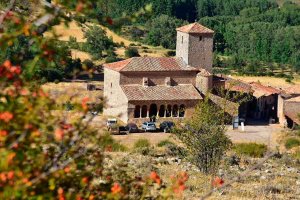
(107, 118, 117, 129)
(141, 122, 157, 132)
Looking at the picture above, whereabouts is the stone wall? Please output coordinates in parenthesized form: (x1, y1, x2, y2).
(120, 71, 197, 86)
(176, 31, 190, 65)
(103, 68, 129, 122)
(176, 31, 213, 73)
(196, 73, 213, 94)
(188, 33, 213, 73)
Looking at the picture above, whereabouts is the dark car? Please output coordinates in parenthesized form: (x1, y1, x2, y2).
(118, 123, 139, 134)
(159, 121, 175, 133)
(126, 123, 139, 133)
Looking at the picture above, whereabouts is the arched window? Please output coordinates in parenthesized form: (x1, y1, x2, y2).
(134, 105, 141, 118)
(141, 105, 147, 118)
(159, 105, 165, 117)
(166, 105, 172, 117)
(172, 105, 178, 117)
(149, 104, 157, 118)
(179, 104, 185, 117)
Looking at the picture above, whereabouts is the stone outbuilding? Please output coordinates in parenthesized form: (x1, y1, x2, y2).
(103, 23, 214, 123)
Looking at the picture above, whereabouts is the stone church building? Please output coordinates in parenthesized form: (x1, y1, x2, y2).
(103, 22, 215, 123)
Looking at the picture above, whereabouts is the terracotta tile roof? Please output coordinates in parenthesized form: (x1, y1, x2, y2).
(249, 82, 281, 98)
(284, 101, 300, 124)
(176, 22, 214, 34)
(225, 78, 253, 93)
(103, 57, 198, 72)
(121, 85, 202, 101)
(284, 85, 300, 95)
(208, 94, 239, 116)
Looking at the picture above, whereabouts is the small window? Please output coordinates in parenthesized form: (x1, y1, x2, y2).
(143, 77, 149, 87)
(199, 36, 203, 41)
(111, 83, 112, 88)
(181, 36, 183, 43)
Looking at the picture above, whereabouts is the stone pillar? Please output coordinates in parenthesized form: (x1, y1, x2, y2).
(140, 106, 142, 118)
(147, 109, 149, 118)
(164, 106, 167, 118)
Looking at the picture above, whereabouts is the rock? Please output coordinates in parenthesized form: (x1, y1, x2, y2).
(260, 176, 266, 180)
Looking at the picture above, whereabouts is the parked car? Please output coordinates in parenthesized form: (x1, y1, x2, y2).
(118, 126, 128, 135)
(159, 121, 175, 133)
(141, 122, 157, 132)
(107, 118, 117, 129)
(118, 123, 139, 134)
(126, 123, 139, 133)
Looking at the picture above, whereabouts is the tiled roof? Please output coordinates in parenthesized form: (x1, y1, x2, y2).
(103, 57, 198, 72)
(225, 78, 253, 93)
(121, 85, 202, 101)
(209, 94, 239, 116)
(249, 82, 281, 98)
(284, 101, 300, 124)
(284, 85, 300, 95)
(176, 22, 214, 34)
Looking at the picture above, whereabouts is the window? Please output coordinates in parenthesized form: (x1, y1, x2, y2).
(111, 83, 112, 88)
(143, 77, 149, 87)
(199, 36, 203, 41)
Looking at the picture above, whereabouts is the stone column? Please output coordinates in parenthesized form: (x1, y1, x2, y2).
(140, 106, 142, 118)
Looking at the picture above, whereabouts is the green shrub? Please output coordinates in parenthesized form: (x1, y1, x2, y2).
(157, 140, 174, 147)
(134, 139, 150, 149)
(233, 143, 267, 158)
(100, 133, 127, 152)
(165, 143, 187, 158)
(125, 47, 140, 58)
(285, 138, 300, 149)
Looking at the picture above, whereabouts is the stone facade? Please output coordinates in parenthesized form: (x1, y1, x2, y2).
(103, 68, 129, 122)
(176, 31, 213, 72)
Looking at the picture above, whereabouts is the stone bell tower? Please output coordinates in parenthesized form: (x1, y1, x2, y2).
(176, 22, 214, 73)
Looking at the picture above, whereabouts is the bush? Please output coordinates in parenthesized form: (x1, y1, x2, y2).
(285, 138, 300, 149)
(165, 50, 176, 57)
(125, 47, 140, 58)
(105, 56, 121, 63)
(134, 139, 150, 149)
(165, 143, 187, 158)
(157, 139, 174, 147)
(233, 143, 267, 158)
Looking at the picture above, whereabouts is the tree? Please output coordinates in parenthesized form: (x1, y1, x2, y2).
(145, 15, 185, 49)
(174, 98, 232, 176)
(84, 25, 114, 59)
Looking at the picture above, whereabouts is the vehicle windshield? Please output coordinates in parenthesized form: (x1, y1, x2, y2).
(148, 123, 155, 126)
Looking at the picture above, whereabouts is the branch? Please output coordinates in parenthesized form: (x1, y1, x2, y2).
(0, 0, 17, 27)
(200, 151, 276, 200)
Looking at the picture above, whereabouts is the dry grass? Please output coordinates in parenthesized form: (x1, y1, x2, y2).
(232, 75, 300, 89)
(42, 82, 103, 104)
(45, 21, 86, 42)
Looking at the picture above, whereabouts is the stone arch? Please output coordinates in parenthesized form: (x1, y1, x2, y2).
(166, 105, 172, 117)
(159, 105, 165, 117)
(141, 105, 147, 118)
(134, 105, 141, 118)
(149, 104, 158, 118)
(179, 104, 185, 117)
(172, 105, 178, 117)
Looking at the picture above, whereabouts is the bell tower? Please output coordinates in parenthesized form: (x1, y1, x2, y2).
(176, 22, 214, 73)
